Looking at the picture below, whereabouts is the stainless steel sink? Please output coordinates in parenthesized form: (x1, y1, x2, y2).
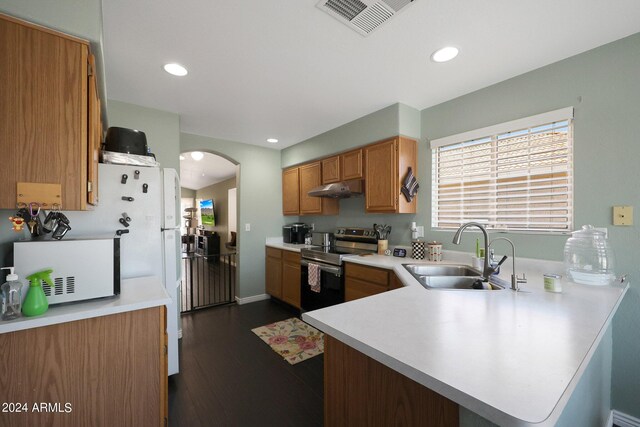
(404, 264, 481, 277)
(402, 264, 504, 291)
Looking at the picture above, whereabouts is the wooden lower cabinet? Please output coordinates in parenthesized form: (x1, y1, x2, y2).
(0, 307, 167, 427)
(324, 335, 459, 426)
(265, 247, 301, 308)
(265, 247, 283, 298)
(345, 262, 398, 301)
(282, 251, 302, 309)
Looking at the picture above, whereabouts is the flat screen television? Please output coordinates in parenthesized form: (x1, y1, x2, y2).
(199, 199, 215, 226)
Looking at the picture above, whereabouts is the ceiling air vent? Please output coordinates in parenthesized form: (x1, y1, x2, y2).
(317, 0, 415, 36)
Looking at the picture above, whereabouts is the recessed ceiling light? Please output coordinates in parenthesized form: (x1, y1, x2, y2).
(266, 138, 279, 144)
(191, 151, 204, 161)
(163, 63, 188, 76)
(179, 155, 185, 160)
(431, 47, 459, 63)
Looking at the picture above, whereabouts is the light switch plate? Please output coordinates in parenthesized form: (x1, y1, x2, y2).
(245, 223, 251, 231)
(613, 206, 633, 226)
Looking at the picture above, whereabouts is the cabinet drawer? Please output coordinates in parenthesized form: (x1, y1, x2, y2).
(266, 247, 282, 259)
(345, 277, 387, 301)
(283, 250, 301, 264)
(345, 263, 389, 286)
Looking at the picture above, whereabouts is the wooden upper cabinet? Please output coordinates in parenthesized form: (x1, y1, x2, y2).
(0, 14, 102, 210)
(87, 53, 101, 206)
(299, 162, 323, 214)
(322, 156, 341, 184)
(282, 167, 300, 215)
(282, 163, 339, 216)
(365, 137, 417, 214)
(341, 149, 364, 180)
(299, 162, 338, 216)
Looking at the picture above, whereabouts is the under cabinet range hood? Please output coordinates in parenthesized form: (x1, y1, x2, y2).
(308, 181, 363, 198)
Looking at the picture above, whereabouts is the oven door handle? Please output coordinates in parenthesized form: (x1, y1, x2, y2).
(301, 259, 342, 276)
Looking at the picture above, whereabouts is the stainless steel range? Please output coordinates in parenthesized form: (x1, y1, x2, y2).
(300, 228, 377, 311)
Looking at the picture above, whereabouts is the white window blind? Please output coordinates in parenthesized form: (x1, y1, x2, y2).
(431, 109, 573, 233)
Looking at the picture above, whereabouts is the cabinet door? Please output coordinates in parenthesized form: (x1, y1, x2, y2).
(341, 149, 363, 180)
(390, 273, 404, 290)
(322, 156, 341, 184)
(345, 277, 388, 301)
(299, 162, 323, 214)
(265, 248, 283, 298)
(282, 167, 300, 215)
(160, 306, 168, 426)
(365, 139, 398, 212)
(87, 53, 101, 206)
(282, 252, 301, 308)
(0, 15, 90, 210)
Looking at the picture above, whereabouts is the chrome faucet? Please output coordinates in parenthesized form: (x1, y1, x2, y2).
(452, 222, 494, 280)
(488, 237, 527, 291)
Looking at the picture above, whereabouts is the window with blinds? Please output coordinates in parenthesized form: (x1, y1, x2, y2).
(431, 109, 573, 232)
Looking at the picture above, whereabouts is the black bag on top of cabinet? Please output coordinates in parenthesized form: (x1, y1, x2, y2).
(104, 127, 148, 155)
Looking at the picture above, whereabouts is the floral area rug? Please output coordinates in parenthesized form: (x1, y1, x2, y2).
(251, 318, 324, 365)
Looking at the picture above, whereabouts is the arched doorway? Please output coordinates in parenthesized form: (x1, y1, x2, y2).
(178, 151, 239, 314)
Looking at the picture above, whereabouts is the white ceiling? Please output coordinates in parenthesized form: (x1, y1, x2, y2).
(180, 151, 237, 190)
(102, 0, 640, 149)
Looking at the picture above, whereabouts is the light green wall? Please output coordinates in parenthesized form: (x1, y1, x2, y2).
(0, 0, 108, 125)
(421, 33, 640, 417)
(107, 100, 181, 172)
(281, 102, 424, 244)
(281, 103, 419, 168)
(195, 178, 237, 251)
(181, 133, 284, 299)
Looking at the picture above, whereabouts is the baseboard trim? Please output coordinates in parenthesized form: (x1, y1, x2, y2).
(612, 410, 640, 427)
(235, 294, 270, 305)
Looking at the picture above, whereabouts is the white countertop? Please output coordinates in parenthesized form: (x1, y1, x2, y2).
(302, 251, 628, 426)
(0, 276, 171, 334)
(265, 237, 315, 252)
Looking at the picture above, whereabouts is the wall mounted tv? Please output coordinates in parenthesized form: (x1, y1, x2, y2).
(199, 199, 215, 226)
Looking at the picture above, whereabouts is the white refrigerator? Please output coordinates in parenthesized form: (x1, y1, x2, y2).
(65, 163, 181, 375)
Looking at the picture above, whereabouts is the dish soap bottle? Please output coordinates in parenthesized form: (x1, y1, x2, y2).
(1, 267, 23, 320)
(22, 269, 54, 317)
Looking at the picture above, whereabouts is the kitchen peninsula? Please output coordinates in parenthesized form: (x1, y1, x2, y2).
(0, 277, 170, 427)
(303, 254, 627, 426)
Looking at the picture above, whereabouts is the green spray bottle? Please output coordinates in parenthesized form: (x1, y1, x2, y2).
(22, 269, 54, 317)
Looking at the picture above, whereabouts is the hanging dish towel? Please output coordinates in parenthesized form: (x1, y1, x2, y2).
(308, 263, 321, 293)
(401, 167, 419, 202)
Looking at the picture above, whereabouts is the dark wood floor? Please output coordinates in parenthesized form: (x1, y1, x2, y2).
(169, 300, 324, 426)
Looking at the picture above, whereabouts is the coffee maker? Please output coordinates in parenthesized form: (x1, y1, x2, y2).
(283, 223, 311, 244)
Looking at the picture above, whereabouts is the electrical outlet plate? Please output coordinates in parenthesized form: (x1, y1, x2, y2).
(613, 206, 633, 226)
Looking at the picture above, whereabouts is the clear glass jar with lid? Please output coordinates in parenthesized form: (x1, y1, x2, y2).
(563, 225, 615, 285)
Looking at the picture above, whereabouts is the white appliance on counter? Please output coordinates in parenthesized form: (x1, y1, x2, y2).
(63, 163, 181, 376)
(14, 237, 120, 304)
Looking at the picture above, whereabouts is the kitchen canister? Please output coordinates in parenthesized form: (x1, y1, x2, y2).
(377, 240, 389, 255)
(427, 241, 442, 262)
(411, 240, 426, 260)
